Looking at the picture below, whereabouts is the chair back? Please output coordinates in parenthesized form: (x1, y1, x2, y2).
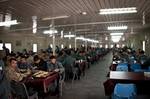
(112, 83, 137, 99)
(116, 66, 128, 71)
(130, 63, 141, 71)
(11, 80, 28, 99)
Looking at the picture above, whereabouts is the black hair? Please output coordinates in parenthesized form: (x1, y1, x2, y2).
(9, 58, 17, 63)
(50, 55, 56, 59)
(34, 55, 39, 61)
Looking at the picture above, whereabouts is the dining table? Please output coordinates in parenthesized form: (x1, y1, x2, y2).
(103, 71, 150, 96)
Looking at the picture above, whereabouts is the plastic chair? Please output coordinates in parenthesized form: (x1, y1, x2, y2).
(116, 66, 128, 71)
(130, 63, 141, 71)
(112, 83, 137, 99)
(117, 63, 128, 67)
(11, 80, 38, 99)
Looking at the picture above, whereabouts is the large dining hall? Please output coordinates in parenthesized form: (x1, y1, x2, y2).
(1, 0, 150, 99)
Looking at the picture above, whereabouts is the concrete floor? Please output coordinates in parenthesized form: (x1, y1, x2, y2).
(41, 53, 112, 99)
(41, 52, 150, 99)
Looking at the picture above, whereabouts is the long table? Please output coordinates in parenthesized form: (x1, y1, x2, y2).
(25, 72, 59, 93)
(103, 71, 150, 96)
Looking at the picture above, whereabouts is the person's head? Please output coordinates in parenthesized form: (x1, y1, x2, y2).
(50, 55, 56, 64)
(21, 56, 27, 63)
(34, 55, 40, 63)
(139, 50, 145, 55)
(79, 51, 83, 56)
(9, 58, 17, 68)
(66, 49, 71, 55)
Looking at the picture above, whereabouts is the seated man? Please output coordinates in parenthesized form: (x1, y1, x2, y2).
(5, 58, 31, 82)
(47, 55, 64, 73)
(18, 55, 31, 69)
(47, 55, 64, 96)
(33, 55, 48, 71)
(141, 57, 150, 69)
(137, 50, 148, 64)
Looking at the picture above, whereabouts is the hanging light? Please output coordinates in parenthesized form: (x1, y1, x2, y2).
(32, 16, 37, 34)
(110, 33, 124, 36)
(64, 35, 75, 38)
(99, 7, 137, 15)
(43, 28, 58, 34)
(0, 20, 19, 27)
(108, 26, 128, 30)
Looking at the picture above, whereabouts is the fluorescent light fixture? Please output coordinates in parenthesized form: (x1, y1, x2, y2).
(112, 39, 120, 43)
(108, 26, 128, 30)
(99, 7, 137, 14)
(111, 35, 122, 39)
(110, 33, 124, 36)
(111, 35, 122, 43)
(75, 37, 99, 43)
(43, 15, 69, 20)
(32, 16, 37, 34)
(75, 37, 84, 40)
(0, 20, 19, 27)
(64, 35, 75, 38)
(82, 12, 87, 15)
(43, 29, 58, 34)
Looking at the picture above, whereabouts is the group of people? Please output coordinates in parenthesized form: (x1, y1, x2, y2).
(113, 47, 150, 69)
(0, 45, 106, 99)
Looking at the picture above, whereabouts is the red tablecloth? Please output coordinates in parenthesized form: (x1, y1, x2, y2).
(25, 72, 59, 93)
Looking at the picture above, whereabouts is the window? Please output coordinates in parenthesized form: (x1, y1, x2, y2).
(61, 44, 64, 49)
(5, 43, 11, 52)
(5, 13, 11, 27)
(50, 44, 53, 48)
(61, 30, 63, 38)
(105, 44, 108, 48)
(122, 44, 125, 48)
(116, 44, 120, 48)
(69, 44, 71, 48)
(33, 44, 37, 52)
(143, 41, 145, 51)
(0, 43, 3, 50)
(100, 45, 102, 48)
(105, 37, 108, 40)
(111, 45, 114, 48)
(122, 37, 125, 41)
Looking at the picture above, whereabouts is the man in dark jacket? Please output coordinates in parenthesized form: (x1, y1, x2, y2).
(33, 55, 48, 71)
